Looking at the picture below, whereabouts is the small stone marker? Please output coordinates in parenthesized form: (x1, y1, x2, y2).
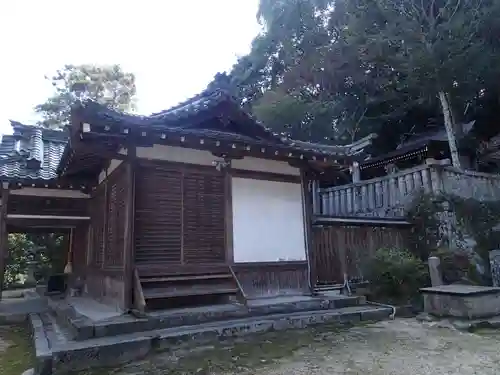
(489, 250, 500, 287)
(428, 256, 443, 286)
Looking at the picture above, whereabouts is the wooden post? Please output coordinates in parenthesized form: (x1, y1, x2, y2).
(311, 179, 320, 215)
(301, 170, 314, 294)
(123, 146, 136, 311)
(0, 185, 9, 300)
(224, 161, 234, 263)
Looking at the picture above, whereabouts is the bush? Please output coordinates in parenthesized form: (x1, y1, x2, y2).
(364, 247, 429, 304)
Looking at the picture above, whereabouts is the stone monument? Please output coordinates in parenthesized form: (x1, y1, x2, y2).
(489, 250, 500, 287)
(428, 256, 443, 287)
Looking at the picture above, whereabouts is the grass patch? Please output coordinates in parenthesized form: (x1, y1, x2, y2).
(0, 324, 34, 375)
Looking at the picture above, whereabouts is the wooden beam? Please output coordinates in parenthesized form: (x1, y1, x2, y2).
(300, 170, 314, 294)
(123, 145, 136, 310)
(0, 187, 9, 300)
(6, 214, 91, 220)
(230, 169, 301, 184)
(211, 151, 244, 160)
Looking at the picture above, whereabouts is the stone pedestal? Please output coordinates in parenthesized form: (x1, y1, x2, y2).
(489, 250, 500, 287)
(421, 285, 500, 319)
(428, 256, 443, 287)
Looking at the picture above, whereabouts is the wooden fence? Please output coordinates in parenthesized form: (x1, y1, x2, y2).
(311, 222, 410, 286)
(313, 162, 500, 218)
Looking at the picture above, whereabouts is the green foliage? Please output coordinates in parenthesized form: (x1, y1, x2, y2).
(4, 234, 34, 287)
(35, 64, 137, 129)
(407, 192, 500, 266)
(364, 247, 429, 304)
(4, 233, 66, 289)
(406, 193, 445, 260)
(452, 198, 500, 264)
(431, 248, 480, 284)
(228, 0, 500, 150)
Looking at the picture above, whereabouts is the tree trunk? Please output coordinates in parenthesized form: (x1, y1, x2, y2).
(438, 91, 461, 169)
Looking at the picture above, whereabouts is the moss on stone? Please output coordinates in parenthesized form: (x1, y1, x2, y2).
(76, 322, 353, 375)
(407, 192, 500, 282)
(0, 324, 34, 375)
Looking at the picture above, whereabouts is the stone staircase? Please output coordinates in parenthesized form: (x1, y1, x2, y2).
(31, 294, 392, 374)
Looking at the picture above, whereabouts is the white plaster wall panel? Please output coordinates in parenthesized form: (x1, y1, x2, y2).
(98, 159, 123, 183)
(136, 145, 221, 166)
(231, 177, 306, 262)
(231, 157, 300, 176)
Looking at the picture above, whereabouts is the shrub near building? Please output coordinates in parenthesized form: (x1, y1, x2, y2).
(364, 248, 430, 304)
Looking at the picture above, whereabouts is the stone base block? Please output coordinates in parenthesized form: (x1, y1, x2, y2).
(421, 285, 500, 319)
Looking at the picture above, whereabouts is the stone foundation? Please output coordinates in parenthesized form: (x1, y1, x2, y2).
(30, 293, 392, 374)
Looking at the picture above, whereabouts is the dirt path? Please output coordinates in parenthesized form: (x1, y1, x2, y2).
(99, 319, 500, 375)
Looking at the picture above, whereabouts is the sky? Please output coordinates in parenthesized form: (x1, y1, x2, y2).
(0, 0, 261, 135)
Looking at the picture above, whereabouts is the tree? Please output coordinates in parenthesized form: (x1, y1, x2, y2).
(230, 0, 500, 155)
(35, 64, 137, 129)
(230, 0, 433, 146)
(4, 234, 34, 288)
(343, 0, 500, 167)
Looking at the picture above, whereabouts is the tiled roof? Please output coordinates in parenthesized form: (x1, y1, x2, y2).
(74, 89, 368, 159)
(3, 87, 374, 183)
(0, 122, 68, 181)
(360, 121, 477, 169)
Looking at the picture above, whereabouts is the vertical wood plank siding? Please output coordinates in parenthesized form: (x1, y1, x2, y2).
(232, 262, 308, 298)
(90, 184, 106, 268)
(183, 171, 225, 264)
(135, 164, 183, 264)
(312, 224, 410, 285)
(134, 161, 226, 266)
(72, 224, 89, 278)
(85, 162, 129, 310)
(105, 167, 127, 267)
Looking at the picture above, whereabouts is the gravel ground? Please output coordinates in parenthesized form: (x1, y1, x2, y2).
(83, 319, 500, 375)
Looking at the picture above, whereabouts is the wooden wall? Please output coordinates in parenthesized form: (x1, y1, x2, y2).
(311, 224, 410, 286)
(71, 224, 89, 279)
(232, 261, 309, 298)
(84, 163, 129, 311)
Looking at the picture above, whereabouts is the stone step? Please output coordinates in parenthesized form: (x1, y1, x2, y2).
(48, 294, 364, 341)
(31, 304, 392, 374)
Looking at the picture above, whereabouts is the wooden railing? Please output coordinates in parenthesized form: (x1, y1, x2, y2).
(314, 161, 500, 218)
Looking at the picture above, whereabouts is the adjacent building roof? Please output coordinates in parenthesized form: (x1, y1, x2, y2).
(0, 121, 67, 184)
(360, 121, 476, 170)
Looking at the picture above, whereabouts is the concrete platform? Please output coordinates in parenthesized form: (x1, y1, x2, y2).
(421, 285, 500, 319)
(30, 304, 392, 375)
(0, 293, 47, 323)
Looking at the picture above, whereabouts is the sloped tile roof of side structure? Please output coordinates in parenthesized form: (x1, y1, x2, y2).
(0, 121, 68, 184)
